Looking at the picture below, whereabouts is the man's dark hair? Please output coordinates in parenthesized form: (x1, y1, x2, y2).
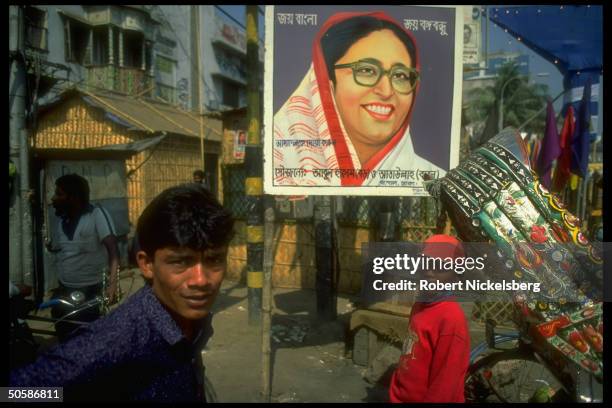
(193, 170, 205, 179)
(137, 183, 234, 257)
(55, 174, 90, 206)
(321, 16, 417, 85)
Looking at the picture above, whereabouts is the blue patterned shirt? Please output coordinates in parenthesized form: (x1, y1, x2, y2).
(10, 284, 214, 402)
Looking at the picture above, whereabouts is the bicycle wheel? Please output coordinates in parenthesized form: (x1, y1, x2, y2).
(465, 348, 565, 403)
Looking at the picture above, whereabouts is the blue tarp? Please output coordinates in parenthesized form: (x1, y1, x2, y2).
(487, 5, 602, 139)
(486, 5, 602, 74)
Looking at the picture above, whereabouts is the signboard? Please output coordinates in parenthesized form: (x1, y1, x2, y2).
(264, 5, 462, 196)
(233, 130, 246, 160)
(464, 53, 530, 80)
(462, 6, 482, 65)
(214, 10, 265, 61)
(216, 19, 247, 53)
(45, 160, 127, 202)
(488, 54, 529, 76)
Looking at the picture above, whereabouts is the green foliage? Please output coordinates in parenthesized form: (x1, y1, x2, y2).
(465, 61, 549, 143)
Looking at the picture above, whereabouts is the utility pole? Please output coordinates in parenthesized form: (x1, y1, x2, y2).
(245, 5, 263, 326)
(9, 5, 33, 287)
(375, 197, 398, 304)
(261, 205, 274, 402)
(314, 196, 337, 321)
(498, 76, 522, 133)
(192, 6, 205, 171)
(376, 197, 399, 242)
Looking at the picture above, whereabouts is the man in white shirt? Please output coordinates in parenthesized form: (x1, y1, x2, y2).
(49, 174, 119, 340)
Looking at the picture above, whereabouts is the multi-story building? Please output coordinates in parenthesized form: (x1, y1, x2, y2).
(13, 5, 235, 290)
(156, 6, 264, 112)
(22, 5, 264, 114)
(23, 5, 161, 101)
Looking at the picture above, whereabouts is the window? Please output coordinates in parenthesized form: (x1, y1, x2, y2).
(145, 42, 153, 72)
(25, 6, 47, 51)
(64, 18, 89, 64)
(123, 30, 144, 69)
(156, 83, 176, 105)
(91, 26, 109, 65)
(222, 80, 240, 108)
(155, 55, 175, 75)
(155, 55, 175, 104)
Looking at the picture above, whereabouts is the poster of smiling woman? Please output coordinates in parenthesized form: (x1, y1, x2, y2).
(264, 5, 463, 196)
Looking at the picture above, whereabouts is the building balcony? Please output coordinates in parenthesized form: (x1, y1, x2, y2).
(87, 65, 152, 97)
(211, 68, 247, 86)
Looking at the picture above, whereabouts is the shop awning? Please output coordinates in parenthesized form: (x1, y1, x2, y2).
(487, 5, 602, 74)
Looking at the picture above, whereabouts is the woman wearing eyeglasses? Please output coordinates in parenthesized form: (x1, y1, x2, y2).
(273, 11, 443, 187)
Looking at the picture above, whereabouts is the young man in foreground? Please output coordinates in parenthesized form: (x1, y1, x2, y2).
(389, 234, 470, 403)
(10, 184, 234, 402)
